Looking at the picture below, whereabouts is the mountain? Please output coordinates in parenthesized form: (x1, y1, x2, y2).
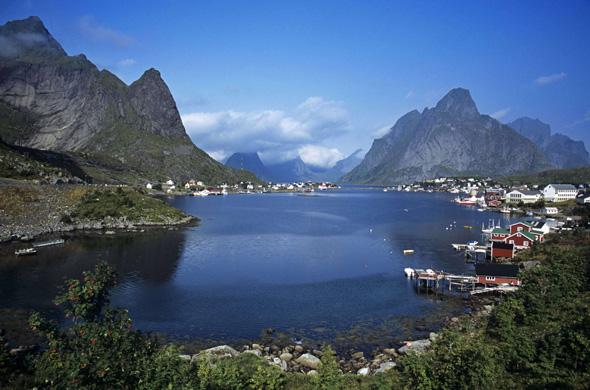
(266, 157, 322, 183)
(314, 149, 364, 182)
(508, 117, 590, 169)
(225, 152, 271, 181)
(0, 16, 255, 184)
(343, 88, 550, 185)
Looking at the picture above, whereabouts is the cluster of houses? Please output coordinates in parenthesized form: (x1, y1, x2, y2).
(489, 220, 550, 260)
(144, 179, 339, 195)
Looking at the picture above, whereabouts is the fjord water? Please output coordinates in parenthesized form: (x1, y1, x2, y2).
(0, 189, 513, 347)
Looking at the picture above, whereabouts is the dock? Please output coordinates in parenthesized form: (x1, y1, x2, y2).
(404, 267, 516, 295)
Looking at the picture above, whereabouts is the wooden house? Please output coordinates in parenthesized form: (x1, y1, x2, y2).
(475, 263, 520, 286)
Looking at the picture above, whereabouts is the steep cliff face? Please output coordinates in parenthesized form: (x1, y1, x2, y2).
(508, 117, 590, 169)
(0, 17, 255, 184)
(343, 88, 550, 184)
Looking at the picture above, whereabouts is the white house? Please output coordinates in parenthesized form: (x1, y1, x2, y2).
(576, 193, 590, 205)
(506, 189, 542, 204)
(146, 183, 153, 190)
(543, 184, 577, 202)
(165, 179, 175, 186)
(543, 207, 558, 215)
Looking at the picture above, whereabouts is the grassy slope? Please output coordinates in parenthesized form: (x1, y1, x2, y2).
(499, 166, 590, 186)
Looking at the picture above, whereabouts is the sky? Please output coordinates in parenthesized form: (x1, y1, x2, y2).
(2, 0, 590, 167)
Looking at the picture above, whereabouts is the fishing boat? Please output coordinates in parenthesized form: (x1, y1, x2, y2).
(15, 248, 37, 256)
(454, 196, 477, 206)
(403, 249, 415, 255)
(404, 267, 415, 278)
(33, 239, 65, 248)
(464, 225, 473, 229)
(500, 206, 511, 214)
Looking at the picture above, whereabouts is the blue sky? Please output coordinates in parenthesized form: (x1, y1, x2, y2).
(2, 0, 589, 166)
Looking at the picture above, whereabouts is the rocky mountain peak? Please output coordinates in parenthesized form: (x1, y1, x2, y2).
(0, 16, 66, 59)
(434, 88, 479, 119)
(508, 117, 552, 146)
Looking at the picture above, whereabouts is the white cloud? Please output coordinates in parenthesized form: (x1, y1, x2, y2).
(206, 150, 230, 163)
(78, 16, 135, 47)
(491, 107, 511, 120)
(405, 90, 416, 99)
(373, 124, 392, 138)
(298, 145, 344, 168)
(118, 58, 136, 67)
(534, 72, 567, 86)
(182, 97, 350, 165)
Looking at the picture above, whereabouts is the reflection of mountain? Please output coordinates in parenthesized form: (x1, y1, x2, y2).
(0, 230, 186, 312)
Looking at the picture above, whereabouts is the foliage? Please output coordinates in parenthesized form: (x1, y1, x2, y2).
(313, 345, 341, 389)
(500, 166, 590, 187)
(74, 187, 187, 223)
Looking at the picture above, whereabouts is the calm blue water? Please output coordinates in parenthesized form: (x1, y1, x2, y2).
(0, 188, 514, 346)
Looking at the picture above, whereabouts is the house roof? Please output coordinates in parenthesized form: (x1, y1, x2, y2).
(513, 231, 536, 241)
(492, 228, 510, 234)
(510, 221, 534, 228)
(547, 184, 576, 191)
(475, 263, 519, 277)
(509, 189, 541, 196)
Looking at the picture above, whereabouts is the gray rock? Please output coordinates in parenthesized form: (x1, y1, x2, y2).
(375, 361, 397, 373)
(279, 352, 293, 362)
(307, 370, 318, 376)
(357, 367, 370, 376)
(197, 345, 239, 361)
(398, 339, 431, 355)
(429, 332, 438, 342)
(295, 353, 321, 370)
(178, 354, 191, 362)
(242, 349, 262, 357)
(351, 351, 364, 360)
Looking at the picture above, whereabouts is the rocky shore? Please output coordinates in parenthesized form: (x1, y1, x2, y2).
(0, 184, 195, 244)
(176, 303, 496, 376)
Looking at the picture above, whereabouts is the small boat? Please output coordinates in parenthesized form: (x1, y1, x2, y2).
(404, 267, 415, 278)
(15, 248, 37, 256)
(464, 225, 473, 229)
(403, 249, 415, 255)
(500, 207, 511, 214)
(33, 239, 65, 248)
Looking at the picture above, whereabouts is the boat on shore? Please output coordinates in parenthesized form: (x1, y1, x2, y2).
(32, 239, 65, 248)
(15, 248, 37, 256)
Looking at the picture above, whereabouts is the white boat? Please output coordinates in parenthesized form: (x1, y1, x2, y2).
(15, 248, 37, 256)
(33, 239, 65, 248)
(500, 207, 511, 214)
(404, 267, 415, 278)
(403, 249, 415, 255)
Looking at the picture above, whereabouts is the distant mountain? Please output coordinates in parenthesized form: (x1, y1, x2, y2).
(266, 157, 322, 183)
(508, 117, 590, 169)
(314, 149, 364, 182)
(0, 16, 255, 184)
(225, 152, 271, 181)
(342, 88, 550, 185)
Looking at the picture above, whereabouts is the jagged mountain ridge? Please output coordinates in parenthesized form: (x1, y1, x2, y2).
(0, 16, 255, 184)
(343, 88, 551, 185)
(508, 117, 590, 169)
(225, 150, 363, 183)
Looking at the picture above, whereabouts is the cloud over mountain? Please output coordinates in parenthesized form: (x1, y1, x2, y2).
(182, 97, 350, 167)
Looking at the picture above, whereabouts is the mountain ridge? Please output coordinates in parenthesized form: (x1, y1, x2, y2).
(342, 88, 551, 185)
(0, 16, 256, 184)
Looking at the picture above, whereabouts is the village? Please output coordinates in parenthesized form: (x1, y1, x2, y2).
(403, 178, 590, 297)
(144, 179, 340, 196)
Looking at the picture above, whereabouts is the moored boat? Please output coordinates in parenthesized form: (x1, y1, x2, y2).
(15, 248, 37, 256)
(403, 249, 415, 255)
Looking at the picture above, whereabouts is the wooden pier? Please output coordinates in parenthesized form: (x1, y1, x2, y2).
(405, 268, 513, 295)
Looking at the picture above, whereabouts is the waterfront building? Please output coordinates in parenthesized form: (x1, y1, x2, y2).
(542, 184, 577, 202)
(475, 263, 520, 286)
(506, 189, 542, 204)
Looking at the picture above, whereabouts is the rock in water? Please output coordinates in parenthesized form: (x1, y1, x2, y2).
(342, 88, 550, 185)
(295, 353, 321, 369)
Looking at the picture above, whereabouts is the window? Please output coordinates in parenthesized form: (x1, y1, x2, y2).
(485, 276, 496, 281)
(523, 241, 528, 247)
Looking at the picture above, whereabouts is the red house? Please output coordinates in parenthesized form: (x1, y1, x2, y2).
(509, 221, 534, 234)
(491, 241, 515, 259)
(490, 228, 510, 242)
(475, 263, 520, 286)
(505, 231, 535, 249)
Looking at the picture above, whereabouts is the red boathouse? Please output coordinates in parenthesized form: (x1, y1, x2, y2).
(475, 263, 520, 286)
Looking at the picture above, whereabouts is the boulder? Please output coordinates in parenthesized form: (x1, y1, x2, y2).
(279, 352, 293, 362)
(351, 351, 364, 360)
(429, 332, 438, 342)
(178, 354, 191, 362)
(307, 370, 318, 376)
(242, 349, 262, 357)
(296, 353, 321, 370)
(197, 345, 239, 361)
(375, 361, 397, 373)
(357, 367, 370, 376)
(398, 339, 431, 355)
(294, 345, 304, 353)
